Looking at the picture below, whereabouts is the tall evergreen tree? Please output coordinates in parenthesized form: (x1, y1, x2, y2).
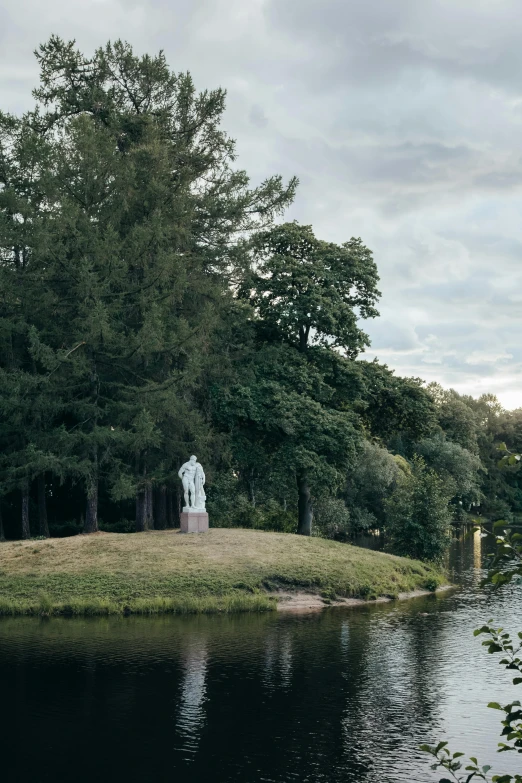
(1, 37, 297, 536)
(0, 111, 63, 538)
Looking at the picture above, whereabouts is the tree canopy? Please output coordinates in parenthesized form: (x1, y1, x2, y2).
(0, 36, 518, 551)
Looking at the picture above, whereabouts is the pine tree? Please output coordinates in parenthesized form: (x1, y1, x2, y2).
(0, 38, 297, 535)
(0, 111, 63, 538)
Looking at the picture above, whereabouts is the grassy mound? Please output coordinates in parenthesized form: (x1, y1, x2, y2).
(0, 528, 444, 616)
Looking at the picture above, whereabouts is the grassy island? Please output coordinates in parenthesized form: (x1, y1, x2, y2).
(0, 529, 445, 616)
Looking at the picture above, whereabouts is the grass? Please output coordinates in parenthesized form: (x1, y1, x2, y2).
(0, 528, 445, 616)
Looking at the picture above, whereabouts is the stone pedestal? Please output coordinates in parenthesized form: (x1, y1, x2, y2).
(180, 510, 209, 533)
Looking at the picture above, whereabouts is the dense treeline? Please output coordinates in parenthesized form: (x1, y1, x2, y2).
(0, 38, 520, 556)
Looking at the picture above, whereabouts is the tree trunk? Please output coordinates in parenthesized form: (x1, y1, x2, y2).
(168, 485, 181, 529)
(84, 481, 99, 534)
(85, 355, 100, 535)
(248, 470, 256, 508)
(297, 476, 313, 536)
(175, 485, 182, 527)
(135, 489, 146, 532)
(145, 484, 154, 530)
(157, 485, 167, 530)
(21, 482, 31, 539)
(167, 487, 181, 528)
(0, 502, 5, 542)
(299, 324, 311, 352)
(37, 474, 50, 538)
(167, 489, 174, 528)
(84, 455, 99, 534)
(85, 488, 98, 534)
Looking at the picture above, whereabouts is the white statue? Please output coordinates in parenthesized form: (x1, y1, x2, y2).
(178, 455, 206, 512)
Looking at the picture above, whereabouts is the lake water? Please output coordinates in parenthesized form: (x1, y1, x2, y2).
(1, 533, 521, 783)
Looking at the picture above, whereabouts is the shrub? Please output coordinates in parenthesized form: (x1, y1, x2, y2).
(208, 474, 296, 532)
(313, 497, 351, 540)
(385, 456, 452, 563)
(350, 506, 378, 533)
(344, 441, 401, 529)
(99, 518, 135, 534)
(48, 520, 83, 538)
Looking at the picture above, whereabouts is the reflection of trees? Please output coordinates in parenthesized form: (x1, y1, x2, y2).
(340, 602, 449, 782)
(450, 531, 483, 584)
(258, 613, 375, 782)
(473, 527, 482, 570)
(187, 612, 360, 782)
(335, 612, 377, 782)
(262, 627, 293, 690)
(343, 538, 490, 782)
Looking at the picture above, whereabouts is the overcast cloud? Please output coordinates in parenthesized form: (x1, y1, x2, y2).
(2, 0, 522, 407)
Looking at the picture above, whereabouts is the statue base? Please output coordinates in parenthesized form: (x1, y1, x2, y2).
(180, 510, 209, 533)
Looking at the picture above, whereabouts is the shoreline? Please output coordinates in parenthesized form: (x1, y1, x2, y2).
(276, 584, 454, 612)
(0, 585, 455, 619)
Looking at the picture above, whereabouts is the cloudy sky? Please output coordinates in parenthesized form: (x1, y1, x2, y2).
(2, 0, 522, 407)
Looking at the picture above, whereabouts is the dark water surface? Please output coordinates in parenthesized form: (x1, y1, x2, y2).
(1, 533, 521, 783)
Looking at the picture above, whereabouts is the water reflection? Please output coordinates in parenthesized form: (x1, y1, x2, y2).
(473, 527, 482, 569)
(263, 628, 294, 692)
(0, 536, 520, 783)
(176, 636, 208, 756)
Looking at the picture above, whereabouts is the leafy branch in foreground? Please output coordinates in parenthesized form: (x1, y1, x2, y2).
(474, 623, 522, 756)
(420, 741, 495, 782)
(482, 520, 522, 590)
(421, 515, 522, 782)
